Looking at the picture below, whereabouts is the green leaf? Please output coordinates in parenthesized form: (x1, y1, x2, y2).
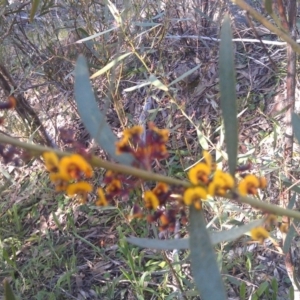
(288, 191, 297, 210)
(283, 224, 297, 254)
(283, 192, 297, 253)
(219, 15, 238, 176)
(107, 0, 123, 26)
(189, 207, 227, 299)
(74, 55, 134, 165)
(149, 74, 168, 91)
(124, 74, 168, 92)
(264, 0, 273, 14)
(127, 236, 188, 249)
(90, 52, 132, 79)
(168, 64, 200, 86)
(282, 178, 300, 195)
(239, 282, 246, 300)
(271, 278, 278, 300)
(126, 218, 263, 249)
(256, 281, 269, 296)
(4, 279, 17, 300)
(30, 0, 40, 22)
(76, 27, 118, 43)
(292, 113, 300, 145)
(123, 81, 151, 92)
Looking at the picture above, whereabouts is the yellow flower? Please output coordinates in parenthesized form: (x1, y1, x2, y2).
(66, 182, 92, 196)
(279, 223, 289, 234)
(153, 182, 169, 195)
(106, 179, 122, 194)
(250, 227, 269, 243)
(43, 152, 59, 172)
(49, 172, 70, 192)
(148, 122, 169, 143)
(259, 177, 267, 189)
(95, 188, 108, 206)
(238, 174, 260, 196)
(151, 144, 169, 158)
(144, 190, 160, 210)
(202, 150, 212, 170)
(115, 138, 131, 155)
(266, 214, 277, 226)
(188, 163, 211, 185)
(208, 170, 234, 196)
(49, 170, 71, 182)
(123, 126, 143, 139)
(49, 173, 69, 192)
(183, 187, 207, 209)
(59, 154, 93, 180)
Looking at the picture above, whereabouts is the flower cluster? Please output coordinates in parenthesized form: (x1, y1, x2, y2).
(95, 170, 139, 207)
(182, 152, 266, 210)
(116, 122, 169, 169)
(250, 214, 289, 244)
(238, 174, 267, 196)
(43, 152, 93, 203)
(42, 123, 268, 233)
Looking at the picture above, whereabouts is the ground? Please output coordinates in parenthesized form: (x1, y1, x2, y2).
(0, 0, 299, 299)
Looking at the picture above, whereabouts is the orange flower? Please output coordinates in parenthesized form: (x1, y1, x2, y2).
(59, 154, 93, 180)
(123, 126, 143, 139)
(66, 182, 92, 196)
(183, 187, 207, 210)
(208, 170, 234, 196)
(238, 174, 260, 196)
(259, 177, 267, 189)
(188, 163, 210, 185)
(279, 223, 289, 234)
(153, 182, 169, 195)
(95, 188, 108, 206)
(106, 179, 122, 194)
(43, 152, 59, 172)
(144, 190, 160, 210)
(148, 122, 169, 143)
(151, 144, 169, 159)
(49, 172, 69, 192)
(115, 138, 131, 155)
(250, 227, 269, 243)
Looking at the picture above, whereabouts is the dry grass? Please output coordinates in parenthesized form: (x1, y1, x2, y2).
(0, 0, 299, 299)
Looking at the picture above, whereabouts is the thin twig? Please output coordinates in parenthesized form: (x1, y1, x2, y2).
(1, 134, 300, 220)
(165, 35, 300, 46)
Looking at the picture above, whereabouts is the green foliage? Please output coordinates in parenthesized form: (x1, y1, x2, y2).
(219, 14, 238, 176)
(29, 0, 40, 22)
(74, 55, 134, 165)
(189, 207, 227, 299)
(2, 0, 300, 299)
(4, 279, 17, 300)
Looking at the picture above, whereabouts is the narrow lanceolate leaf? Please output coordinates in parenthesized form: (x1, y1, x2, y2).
(127, 218, 264, 250)
(219, 15, 238, 176)
(76, 27, 118, 43)
(292, 113, 300, 145)
(149, 74, 168, 91)
(189, 207, 227, 300)
(74, 55, 134, 165)
(30, 0, 40, 22)
(169, 64, 201, 86)
(264, 0, 273, 15)
(106, 0, 123, 26)
(4, 279, 17, 300)
(90, 53, 132, 79)
(283, 193, 297, 253)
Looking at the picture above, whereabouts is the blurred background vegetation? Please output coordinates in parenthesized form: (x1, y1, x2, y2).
(0, 0, 300, 299)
